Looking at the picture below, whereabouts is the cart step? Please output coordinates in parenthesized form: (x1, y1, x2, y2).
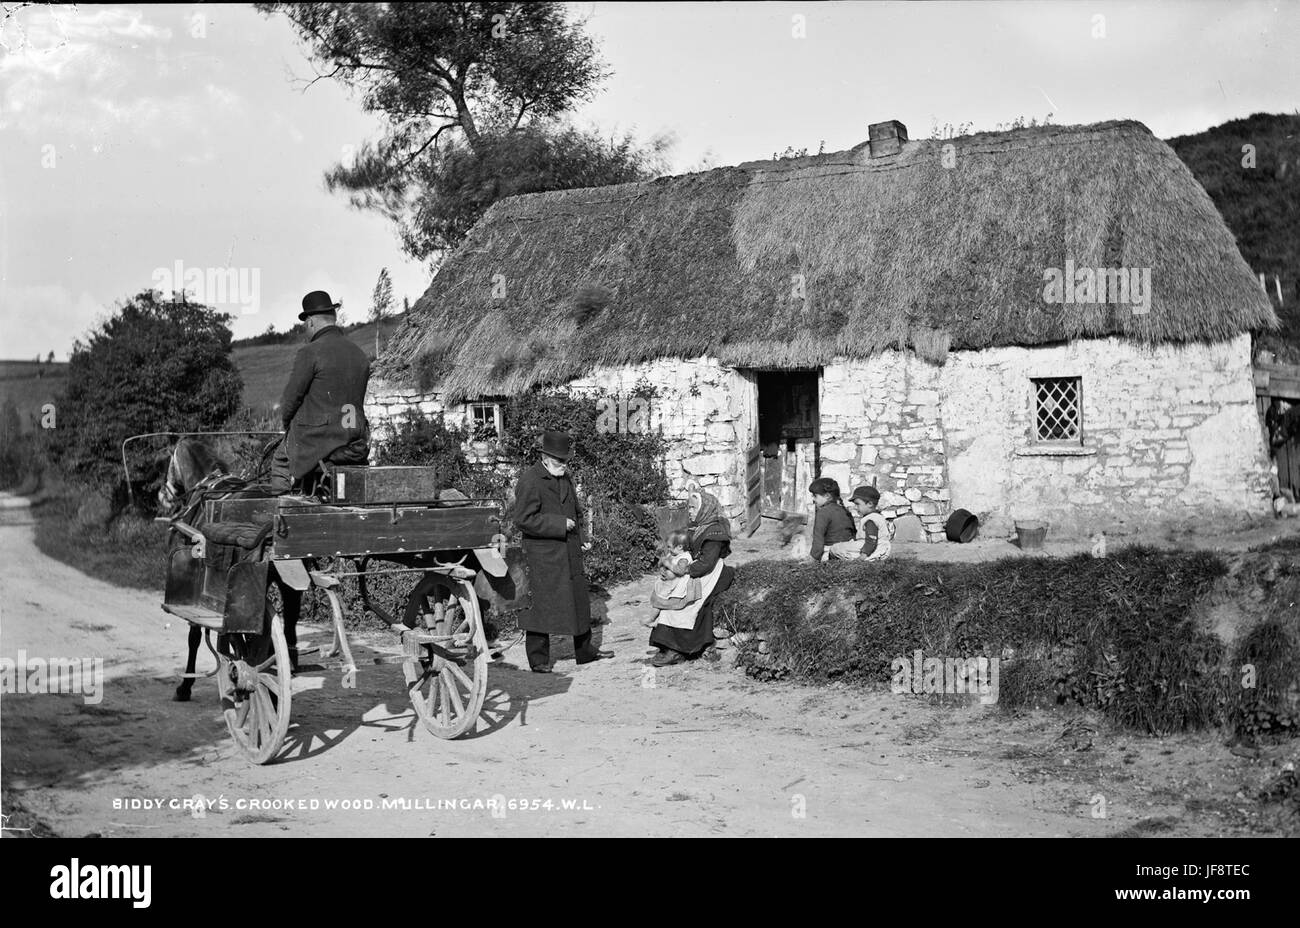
(162, 603, 223, 630)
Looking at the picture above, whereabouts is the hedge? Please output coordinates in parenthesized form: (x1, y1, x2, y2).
(715, 548, 1300, 737)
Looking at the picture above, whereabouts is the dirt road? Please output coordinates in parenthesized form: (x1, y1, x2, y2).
(0, 494, 1273, 837)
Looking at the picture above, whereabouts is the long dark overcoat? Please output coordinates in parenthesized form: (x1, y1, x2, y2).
(511, 461, 592, 636)
(279, 326, 371, 478)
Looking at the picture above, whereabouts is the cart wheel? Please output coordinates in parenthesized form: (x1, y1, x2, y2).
(402, 575, 487, 739)
(217, 613, 292, 764)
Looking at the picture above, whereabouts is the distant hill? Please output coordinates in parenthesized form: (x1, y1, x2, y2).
(1167, 112, 1300, 360)
(230, 315, 404, 414)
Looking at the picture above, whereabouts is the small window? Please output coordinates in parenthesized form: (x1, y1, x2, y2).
(467, 401, 503, 440)
(1032, 377, 1081, 444)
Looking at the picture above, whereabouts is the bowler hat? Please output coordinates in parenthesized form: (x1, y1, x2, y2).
(299, 290, 341, 320)
(538, 429, 573, 461)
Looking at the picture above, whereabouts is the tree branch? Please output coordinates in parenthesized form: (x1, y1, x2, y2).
(397, 122, 456, 170)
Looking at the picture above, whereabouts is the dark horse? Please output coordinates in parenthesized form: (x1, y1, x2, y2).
(160, 436, 302, 702)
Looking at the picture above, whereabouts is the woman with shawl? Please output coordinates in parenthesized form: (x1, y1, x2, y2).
(648, 487, 734, 666)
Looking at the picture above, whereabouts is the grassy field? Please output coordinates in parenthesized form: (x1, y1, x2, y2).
(0, 361, 68, 433)
(234, 318, 394, 414)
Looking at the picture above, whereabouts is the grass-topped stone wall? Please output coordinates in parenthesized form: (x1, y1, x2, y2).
(715, 547, 1300, 738)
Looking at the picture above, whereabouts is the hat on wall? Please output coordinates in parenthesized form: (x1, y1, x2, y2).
(538, 429, 573, 461)
(299, 290, 341, 320)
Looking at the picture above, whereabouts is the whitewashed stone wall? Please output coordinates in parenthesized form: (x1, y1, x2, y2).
(365, 378, 448, 451)
(566, 357, 756, 521)
(364, 380, 510, 469)
(941, 332, 1272, 538)
(368, 333, 1270, 541)
(820, 354, 952, 542)
(366, 358, 757, 524)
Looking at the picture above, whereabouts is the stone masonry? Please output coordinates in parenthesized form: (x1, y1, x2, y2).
(820, 354, 952, 543)
(367, 332, 1272, 541)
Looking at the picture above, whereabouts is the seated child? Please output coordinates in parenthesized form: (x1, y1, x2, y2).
(643, 530, 701, 626)
(809, 477, 858, 561)
(849, 485, 893, 560)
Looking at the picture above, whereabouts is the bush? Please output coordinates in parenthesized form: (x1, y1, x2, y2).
(369, 389, 670, 590)
(499, 389, 670, 587)
(715, 548, 1241, 735)
(46, 290, 243, 509)
(371, 408, 514, 501)
(30, 487, 170, 591)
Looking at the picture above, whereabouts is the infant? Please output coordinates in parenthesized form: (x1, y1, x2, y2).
(643, 531, 700, 626)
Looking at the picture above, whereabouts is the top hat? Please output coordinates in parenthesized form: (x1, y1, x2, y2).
(538, 429, 573, 461)
(299, 290, 341, 320)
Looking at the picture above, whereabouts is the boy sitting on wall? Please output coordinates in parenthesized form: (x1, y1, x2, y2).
(849, 485, 893, 561)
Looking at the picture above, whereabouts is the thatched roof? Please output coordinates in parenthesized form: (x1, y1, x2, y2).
(380, 120, 1276, 400)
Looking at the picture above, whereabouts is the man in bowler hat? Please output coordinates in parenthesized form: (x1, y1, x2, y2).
(511, 430, 614, 672)
(270, 290, 372, 494)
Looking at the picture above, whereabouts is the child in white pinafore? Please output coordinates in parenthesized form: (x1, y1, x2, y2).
(643, 531, 700, 626)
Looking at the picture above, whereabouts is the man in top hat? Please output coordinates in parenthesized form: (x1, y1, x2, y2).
(510, 429, 613, 672)
(270, 290, 372, 494)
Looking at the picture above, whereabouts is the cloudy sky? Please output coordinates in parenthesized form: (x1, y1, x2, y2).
(1, 1, 1296, 361)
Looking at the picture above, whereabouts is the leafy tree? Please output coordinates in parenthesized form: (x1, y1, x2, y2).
(48, 289, 243, 502)
(405, 122, 671, 254)
(258, 1, 669, 261)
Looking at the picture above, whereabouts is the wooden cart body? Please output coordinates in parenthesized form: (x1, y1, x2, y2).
(161, 466, 519, 763)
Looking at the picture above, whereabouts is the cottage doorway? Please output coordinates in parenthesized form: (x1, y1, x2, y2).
(1259, 365, 1300, 498)
(754, 369, 821, 515)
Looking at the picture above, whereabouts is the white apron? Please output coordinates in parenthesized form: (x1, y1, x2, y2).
(654, 558, 725, 630)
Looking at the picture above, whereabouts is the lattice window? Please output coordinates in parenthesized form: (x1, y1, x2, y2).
(467, 401, 503, 440)
(1033, 377, 1081, 443)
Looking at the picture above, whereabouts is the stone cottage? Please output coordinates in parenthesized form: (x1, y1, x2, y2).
(367, 119, 1277, 540)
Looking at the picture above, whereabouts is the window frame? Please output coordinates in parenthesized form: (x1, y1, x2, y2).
(1030, 375, 1083, 447)
(466, 399, 505, 441)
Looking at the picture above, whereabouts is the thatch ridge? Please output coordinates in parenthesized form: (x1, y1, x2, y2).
(380, 120, 1276, 399)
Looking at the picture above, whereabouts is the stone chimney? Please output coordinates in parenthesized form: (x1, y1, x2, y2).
(867, 120, 908, 158)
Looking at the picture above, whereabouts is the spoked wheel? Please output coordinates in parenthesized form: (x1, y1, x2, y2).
(401, 573, 488, 739)
(217, 612, 292, 764)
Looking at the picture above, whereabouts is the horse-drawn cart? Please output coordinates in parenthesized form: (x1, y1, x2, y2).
(156, 452, 521, 765)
